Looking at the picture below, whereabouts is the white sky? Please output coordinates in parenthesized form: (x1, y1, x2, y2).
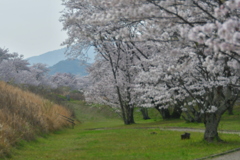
(0, 0, 68, 58)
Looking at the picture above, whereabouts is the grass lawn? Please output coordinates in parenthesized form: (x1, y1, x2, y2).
(5, 101, 240, 160)
(8, 123, 240, 160)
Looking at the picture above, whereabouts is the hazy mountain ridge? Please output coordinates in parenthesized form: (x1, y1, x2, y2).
(26, 47, 96, 76)
(27, 48, 67, 67)
(48, 59, 89, 76)
(27, 47, 96, 67)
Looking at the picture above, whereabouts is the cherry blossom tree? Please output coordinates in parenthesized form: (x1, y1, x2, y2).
(0, 48, 54, 88)
(142, 0, 239, 141)
(84, 57, 124, 118)
(183, 0, 240, 141)
(0, 48, 14, 61)
(61, 0, 240, 141)
(0, 48, 31, 84)
(51, 72, 79, 90)
(84, 40, 145, 124)
(135, 0, 239, 141)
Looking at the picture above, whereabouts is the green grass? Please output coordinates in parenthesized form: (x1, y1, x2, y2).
(7, 123, 240, 160)
(5, 101, 240, 160)
(218, 104, 240, 131)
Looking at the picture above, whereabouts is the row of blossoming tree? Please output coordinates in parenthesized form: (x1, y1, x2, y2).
(0, 48, 86, 93)
(61, 0, 240, 142)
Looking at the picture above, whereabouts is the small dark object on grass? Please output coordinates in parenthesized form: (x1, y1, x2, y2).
(181, 132, 190, 139)
(150, 132, 157, 134)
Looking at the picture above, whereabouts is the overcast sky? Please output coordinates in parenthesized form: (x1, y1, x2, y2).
(0, 0, 68, 58)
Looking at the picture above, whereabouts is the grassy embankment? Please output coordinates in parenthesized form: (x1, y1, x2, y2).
(0, 81, 72, 158)
(7, 100, 240, 160)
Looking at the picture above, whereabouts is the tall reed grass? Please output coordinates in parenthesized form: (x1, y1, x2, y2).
(0, 81, 72, 157)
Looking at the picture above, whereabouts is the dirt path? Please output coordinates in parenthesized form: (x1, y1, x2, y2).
(208, 150, 240, 160)
(195, 148, 240, 160)
(160, 127, 240, 135)
(88, 126, 240, 135)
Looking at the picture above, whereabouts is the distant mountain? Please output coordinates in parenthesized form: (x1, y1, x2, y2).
(27, 47, 96, 67)
(27, 48, 67, 67)
(48, 59, 90, 76)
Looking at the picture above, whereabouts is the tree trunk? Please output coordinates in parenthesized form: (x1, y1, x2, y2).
(171, 106, 182, 119)
(204, 113, 222, 142)
(228, 106, 234, 115)
(140, 108, 151, 120)
(227, 99, 236, 115)
(129, 107, 135, 123)
(155, 105, 182, 120)
(155, 107, 171, 119)
(124, 106, 135, 125)
(182, 109, 202, 123)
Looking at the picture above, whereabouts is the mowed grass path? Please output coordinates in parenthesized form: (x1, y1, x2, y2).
(6, 102, 240, 160)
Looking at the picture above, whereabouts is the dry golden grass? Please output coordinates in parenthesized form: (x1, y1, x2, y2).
(0, 81, 72, 157)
